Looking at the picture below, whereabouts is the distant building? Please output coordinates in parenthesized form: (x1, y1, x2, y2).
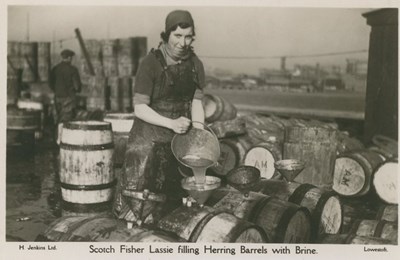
(346, 59, 368, 76)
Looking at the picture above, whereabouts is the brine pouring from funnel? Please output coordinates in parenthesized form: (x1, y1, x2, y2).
(171, 121, 221, 206)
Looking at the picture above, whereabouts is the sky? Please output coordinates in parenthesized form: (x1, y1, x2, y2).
(5, 2, 382, 75)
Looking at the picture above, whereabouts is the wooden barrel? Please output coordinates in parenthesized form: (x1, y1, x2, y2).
(17, 99, 44, 140)
(87, 75, 107, 96)
(157, 205, 268, 243)
(372, 135, 398, 159)
(36, 214, 181, 242)
(336, 133, 365, 155)
(373, 161, 398, 204)
(59, 121, 115, 215)
(103, 57, 118, 77)
(86, 97, 107, 111)
(350, 219, 398, 244)
(333, 150, 386, 197)
(283, 126, 337, 189)
(7, 69, 22, 105)
(118, 38, 135, 76)
(209, 117, 247, 139)
(210, 135, 256, 177)
(103, 113, 134, 168)
(319, 234, 394, 244)
(120, 76, 133, 112)
(102, 39, 118, 77)
(37, 42, 51, 82)
(340, 197, 379, 234)
(21, 42, 38, 82)
(8, 41, 21, 56)
(244, 142, 282, 179)
(85, 76, 107, 110)
(102, 39, 118, 57)
(202, 94, 237, 123)
(132, 37, 147, 75)
(209, 189, 312, 243)
(7, 107, 40, 131)
(376, 205, 398, 222)
(258, 179, 342, 240)
(368, 146, 393, 161)
(108, 76, 122, 111)
(84, 39, 102, 60)
(118, 61, 134, 77)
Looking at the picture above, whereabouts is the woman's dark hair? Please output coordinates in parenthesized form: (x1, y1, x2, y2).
(161, 22, 195, 42)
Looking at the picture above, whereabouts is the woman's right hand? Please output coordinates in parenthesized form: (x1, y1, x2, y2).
(171, 117, 191, 134)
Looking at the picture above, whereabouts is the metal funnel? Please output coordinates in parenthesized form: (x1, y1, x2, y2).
(181, 176, 221, 206)
(226, 166, 261, 196)
(171, 122, 220, 169)
(274, 159, 305, 183)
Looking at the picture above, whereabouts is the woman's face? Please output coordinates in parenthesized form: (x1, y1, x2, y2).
(167, 26, 194, 56)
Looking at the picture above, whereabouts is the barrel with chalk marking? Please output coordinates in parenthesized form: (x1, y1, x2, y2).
(333, 150, 386, 197)
(59, 121, 115, 215)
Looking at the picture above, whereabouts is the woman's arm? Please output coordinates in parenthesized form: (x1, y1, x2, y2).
(191, 99, 205, 127)
(134, 104, 191, 134)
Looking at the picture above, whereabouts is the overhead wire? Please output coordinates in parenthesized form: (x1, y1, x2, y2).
(198, 49, 368, 60)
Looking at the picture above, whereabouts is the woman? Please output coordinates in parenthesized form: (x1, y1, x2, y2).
(113, 10, 206, 224)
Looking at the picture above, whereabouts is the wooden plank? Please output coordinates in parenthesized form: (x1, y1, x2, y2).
(74, 28, 95, 76)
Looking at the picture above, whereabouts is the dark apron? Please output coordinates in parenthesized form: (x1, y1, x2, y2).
(113, 50, 199, 222)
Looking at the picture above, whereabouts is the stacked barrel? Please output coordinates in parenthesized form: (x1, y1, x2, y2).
(201, 93, 398, 244)
(37, 42, 51, 82)
(79, 37, 147, 113)
(35, 92, 397, 244)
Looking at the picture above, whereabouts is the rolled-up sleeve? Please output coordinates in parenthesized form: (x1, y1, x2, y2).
(193, 58, 206, 100)
(132, 56, 155, 105)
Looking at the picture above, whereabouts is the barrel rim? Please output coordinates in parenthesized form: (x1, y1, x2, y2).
(64, 120, 111, 130)
(104, 113, 135, 120)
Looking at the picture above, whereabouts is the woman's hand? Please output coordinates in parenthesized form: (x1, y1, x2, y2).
(171, 117, 191, 134)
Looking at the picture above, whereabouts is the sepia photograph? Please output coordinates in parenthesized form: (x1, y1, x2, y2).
(2, 0, 399, 259)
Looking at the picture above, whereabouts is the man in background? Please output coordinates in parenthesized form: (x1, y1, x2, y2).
(49, 49, 81, 144)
